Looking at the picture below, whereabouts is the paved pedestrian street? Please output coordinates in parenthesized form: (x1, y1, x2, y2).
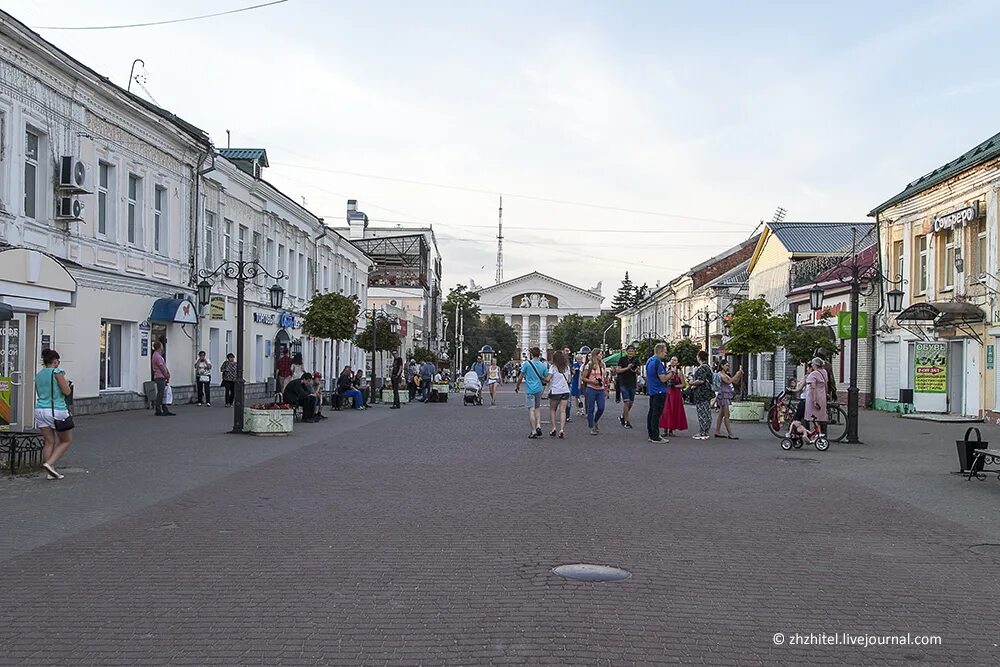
(3, 391, 1000, 665)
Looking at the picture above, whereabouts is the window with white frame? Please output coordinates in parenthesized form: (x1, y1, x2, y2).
(127, 173, 142, 245)
(98, 161, 113, 237)
(917, 236, 928, 294)
(154, 185, 167, 254)
(277, 244, 286, 289)
(252, 231, 262, 285)
(977, 220, 987, 277)
(99, 320, 124, 390)
(299, 253, 306, 297)
(942, 230, 955, 291)
(266, 238, 275, 273)
(205, 212, 216, 267)
(238, 225, 248, 258)
(760, 353, 774, 381)
(893, 240, 903, 282)
(223, 219, 233, 261)
(307, 258, 314, 296)
(24, 129, 40, 219)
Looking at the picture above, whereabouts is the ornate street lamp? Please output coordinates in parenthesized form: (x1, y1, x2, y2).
(680, 322, 692, 338)
(199, 252, 286, 433)
(886, 288, 904, 314)
(809, 284, 824, 311)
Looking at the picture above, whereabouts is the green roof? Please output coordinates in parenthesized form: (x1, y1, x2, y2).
(870, 131, 1000, 215)
(217, 148, 269, 166)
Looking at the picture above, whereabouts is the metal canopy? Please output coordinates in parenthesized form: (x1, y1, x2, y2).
(895, 301, 985, 342)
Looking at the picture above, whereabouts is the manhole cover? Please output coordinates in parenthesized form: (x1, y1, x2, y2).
(552, 563, 631, 582)
(776, 457, 820, 464)
(968, 544, 1000, 560)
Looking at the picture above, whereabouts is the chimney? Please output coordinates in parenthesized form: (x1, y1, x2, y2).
(347, 199, 368, 239)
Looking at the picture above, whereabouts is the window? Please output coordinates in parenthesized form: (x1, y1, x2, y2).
(127, 174, 141, 245)
(224, 219, 233, 261)
(277, 244, 286, 288)
(760, 353, 774, 382)
(917, 236, 928, 294)
(893, 240, 903, 281)
(266, 238, 275, 273)
(205, 212, 216, 267)
(942, 230, 955, 291)
(323, 265, 329, 292)
(238, 225, 248, 258)
(98, 162, 112, 237)
(307, 258, 315, 296)
(154, 185, 166, 253)
(977, 221, 987, 277)
(252, 231, 261, 262)
(299, 253, 306, 297)
(99, 320, 123, 390)
(24, 129, 39, 218)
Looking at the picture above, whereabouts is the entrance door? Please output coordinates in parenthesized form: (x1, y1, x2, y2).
(0, 314, 26, 431)
(947, 340, 964, 414)
(209, 328, 221, 384)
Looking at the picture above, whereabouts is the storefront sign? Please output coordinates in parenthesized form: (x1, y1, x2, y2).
(0, 377, 11, 428)
(795, 310, 814, 326)
(837, 311, 867, 339)
(138, 320, 151, 331)
(140, 333, 149, 357)
(932, 202, 979, 233)
(41, 334, 50, 351)
(209, 296, 226, 320)
(988, 345, 995, 370)
(253, 312, 276, 325)
(914, 342, 947, 394)
(279, 312, 301, 329)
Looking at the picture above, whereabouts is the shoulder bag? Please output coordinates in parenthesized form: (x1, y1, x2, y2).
(50, 371, 75, 432)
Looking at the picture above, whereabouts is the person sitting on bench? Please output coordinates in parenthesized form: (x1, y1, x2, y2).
(283, 372, 319, 422)
(337, 366, 365, 410)
(310, 371, 328, 420)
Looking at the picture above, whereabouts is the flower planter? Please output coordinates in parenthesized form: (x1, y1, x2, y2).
(381, 389, 396, 403)
(244, 408, 294, 436)
(729, 401, 765, 422)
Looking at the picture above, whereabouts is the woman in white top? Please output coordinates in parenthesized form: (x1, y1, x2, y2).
(547, 350, 572, 439)
(487, 361, 501, 405)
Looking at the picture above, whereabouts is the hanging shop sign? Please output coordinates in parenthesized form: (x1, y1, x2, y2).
(932, 201, 979, 233)
(209, 296, 226, 320)
(914, 342, 947, 394)
(253, 312, 276, 325)
(988, 344, 995, 370)
(837, 311, 867, 339)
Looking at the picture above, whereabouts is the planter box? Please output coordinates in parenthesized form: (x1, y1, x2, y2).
(729, 401, 765, 422)
(381, 389, 396, 403)
(244, 408, 294, 435)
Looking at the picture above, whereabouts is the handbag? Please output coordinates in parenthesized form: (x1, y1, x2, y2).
(49, 372, 75, 432)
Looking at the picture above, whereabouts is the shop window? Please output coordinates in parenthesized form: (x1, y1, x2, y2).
(153, 185, 166, 254)
(24, 128, 40, 219)
(127, 173, 142, 246)
(941, 230, 955, 291)
(916, 236, 928, 294)
(99, 320, 123, 390)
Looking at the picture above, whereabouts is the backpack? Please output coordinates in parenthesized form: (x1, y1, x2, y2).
(711, 370, 723, 393)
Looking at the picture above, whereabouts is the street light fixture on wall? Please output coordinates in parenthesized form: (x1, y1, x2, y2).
(198, 252, 287, 434)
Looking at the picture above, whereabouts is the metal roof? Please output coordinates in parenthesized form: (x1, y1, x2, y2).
(708, 259, 750, 289)
(870, 130, 1000, 215)
(767, 222, 876, 255)
(217, 148, 269, 166)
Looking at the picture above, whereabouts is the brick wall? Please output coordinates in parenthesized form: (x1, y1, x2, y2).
(691, 239, 756, 290)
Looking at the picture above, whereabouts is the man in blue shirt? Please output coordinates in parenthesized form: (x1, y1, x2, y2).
(515, 346, 550, 439)
(471, 353, 488, 385)
(645, 343, 670, 443)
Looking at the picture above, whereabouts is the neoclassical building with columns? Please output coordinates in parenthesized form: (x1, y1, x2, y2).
(473, 272, 604, 357)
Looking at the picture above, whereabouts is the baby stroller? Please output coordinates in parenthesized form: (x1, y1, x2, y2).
(462, 371, 483, 406)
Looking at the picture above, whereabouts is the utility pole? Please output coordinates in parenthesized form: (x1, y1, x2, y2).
(495, 195, 504, 285)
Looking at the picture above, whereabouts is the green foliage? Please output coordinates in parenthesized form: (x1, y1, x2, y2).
(302, 292, 360, 341)
(783, 325, 838, 365)
(670, 338, 701, 367)
(549, 312, 621, 353)
(633, 337, 670, 363)
(477, 314, 518, 365)
(443, 284, 482, 361)
(354, 317, 401, 353)
(726, 298, 792, 355)
(633, 283, 649, 306)
(611, 272, 636, 314)
(411, 346, 437, 363)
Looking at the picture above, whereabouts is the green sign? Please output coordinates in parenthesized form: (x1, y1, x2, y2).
(989, 345, 995, 370)
(837, 311, 867, 339)
(0, 377, 10, 428)
(914, 342, 947, 394)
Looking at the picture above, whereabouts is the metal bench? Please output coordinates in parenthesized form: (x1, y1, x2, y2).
(0, 432, 44, 474)
(966, 448, 1000, 481)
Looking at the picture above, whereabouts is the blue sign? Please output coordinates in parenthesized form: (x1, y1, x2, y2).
(253, 312, 276, 325)
(278, 312, 301, 329)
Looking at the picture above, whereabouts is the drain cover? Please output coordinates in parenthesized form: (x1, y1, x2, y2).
(552, 563, 631, 582)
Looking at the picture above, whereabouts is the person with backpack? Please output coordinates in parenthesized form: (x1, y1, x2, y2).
(580, 348, 609, 436)
(515, 347, 550, 439)
(690, 350, 715, 440)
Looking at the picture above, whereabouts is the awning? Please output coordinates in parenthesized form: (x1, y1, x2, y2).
(896, 302, 986, 328)
(0, 303, 13, 320)
(150, 298, 197, 324)
(0, 247, 77, 312)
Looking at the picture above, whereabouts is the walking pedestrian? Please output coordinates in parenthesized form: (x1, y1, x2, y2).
(713, 360, 744, 439)
(615, 344, 640, 429)
(645, 343, 669, 443)
(486, 358, 500, 405)
(220, 353, 237, 407)
(560, 347, 574, 422)
(194, 350, 212, 406)
(581, 348, 608, 436)
(36, 348, 74, 480)
(515, 346, 550, 439)
(547, 350, 571, 439)
(275, 349, 293, 391)
(390, 355, 403, 409)
(472, 353, 487, 386)
(151, 341, 175, 416)
(419, 359, 435, 402)
(660, 356, 688, 437)
(570, 352, 584, 417)
(690, 350, 714, 439)
(407, 359, 419, 402)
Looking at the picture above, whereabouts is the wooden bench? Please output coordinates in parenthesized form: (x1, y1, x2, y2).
(966, 448, 1000, 480)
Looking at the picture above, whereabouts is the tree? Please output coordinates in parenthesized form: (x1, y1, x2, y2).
(550, 314, 589, 352)
(302, 292, 359, 342)
(478, 314, 518, 366)
(671, 338, 701, 367)
(354, 317, 401, 353)
(725, 298, 792, 355)
(634, 337, 670, 363)
(611, 272, 636, 314)
(411, 347, 437, 363)
(783, 325, 838, 365)
(633, 283, 649, 306)
(443, 284, 482, 361)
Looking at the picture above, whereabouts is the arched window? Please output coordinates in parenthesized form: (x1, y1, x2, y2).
(529, 323, 540, 343)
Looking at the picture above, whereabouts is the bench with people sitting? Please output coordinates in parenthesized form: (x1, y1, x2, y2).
(335, 366, 366, 411)
(282, 372, 325, 423)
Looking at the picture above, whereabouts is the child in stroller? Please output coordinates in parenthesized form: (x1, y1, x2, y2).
(462, 369, 483, 406)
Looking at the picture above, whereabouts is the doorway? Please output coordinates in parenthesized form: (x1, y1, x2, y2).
(947, 340, 964, 414)
(0, 314, 24, 430)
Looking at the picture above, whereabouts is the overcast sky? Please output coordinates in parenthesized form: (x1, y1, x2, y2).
(14, 0, 1000, 302)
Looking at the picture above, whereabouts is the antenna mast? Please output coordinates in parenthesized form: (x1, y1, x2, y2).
(495, 195, 504, 284)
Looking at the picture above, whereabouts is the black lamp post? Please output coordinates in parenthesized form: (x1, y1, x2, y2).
(681, 306, 728, 358)
(198, 253, 286, 433)
(368, 307, 399, 402)
(810, 228, 905, 444)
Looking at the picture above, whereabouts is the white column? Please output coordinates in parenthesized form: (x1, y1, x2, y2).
(539, 315, 548, 355)
(520, 314, 530, 356)
(504, 314, 511, 326)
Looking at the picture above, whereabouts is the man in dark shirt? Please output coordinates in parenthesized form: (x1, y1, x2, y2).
(283, 372, 318, 422)
(615, 344, 640, 429)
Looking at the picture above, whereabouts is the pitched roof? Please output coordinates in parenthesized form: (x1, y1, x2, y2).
(870, 130, 1000, 215)
(768, 222, 875, 254)
(217, 148, 269, 165)
(708, 259, 749, 290)
(475, 271, 604, 300)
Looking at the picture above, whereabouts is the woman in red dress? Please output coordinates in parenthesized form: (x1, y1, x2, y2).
(659, 356, 688, 437)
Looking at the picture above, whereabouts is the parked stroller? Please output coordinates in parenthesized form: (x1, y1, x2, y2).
(462, 370, 483, 406)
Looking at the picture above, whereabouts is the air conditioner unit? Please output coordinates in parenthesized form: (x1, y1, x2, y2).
(56, 195, 85, 221)
(58, 156, 91, 193)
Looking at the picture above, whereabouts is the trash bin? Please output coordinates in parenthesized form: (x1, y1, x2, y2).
(956, 427, 988, 474)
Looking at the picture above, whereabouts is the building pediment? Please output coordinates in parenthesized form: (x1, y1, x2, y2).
(475, 272, 603, 309)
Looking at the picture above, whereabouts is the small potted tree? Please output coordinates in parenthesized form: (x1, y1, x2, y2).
(725, 298, 791, 422)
